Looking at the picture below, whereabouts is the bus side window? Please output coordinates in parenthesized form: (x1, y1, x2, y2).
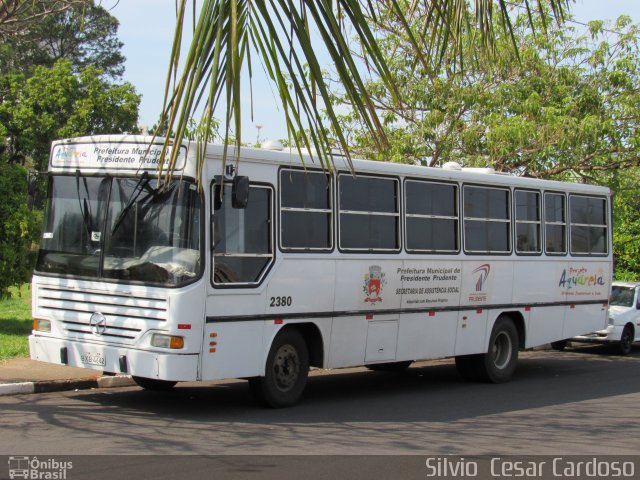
(405, 180, 458, 253)
(569, 195, 608, 255)
(280, 169, 332, 251)
(544, 192, 566, 255)
(463, 185, 511, 254)
(514, 190, 541, 255)
(212, 184, 273, 286)
(338, 174, 400, 252)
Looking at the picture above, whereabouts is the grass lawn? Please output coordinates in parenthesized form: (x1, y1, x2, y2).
(0, 284, 32, 361)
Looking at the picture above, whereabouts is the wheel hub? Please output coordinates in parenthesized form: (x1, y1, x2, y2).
(492, 331, 512, 370)
(273, 344, 300, 391)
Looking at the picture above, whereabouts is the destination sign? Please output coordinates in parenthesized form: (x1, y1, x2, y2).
(50, 142, 187, 171)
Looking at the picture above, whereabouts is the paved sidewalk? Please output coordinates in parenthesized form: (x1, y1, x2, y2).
(0, 357, 134, 396)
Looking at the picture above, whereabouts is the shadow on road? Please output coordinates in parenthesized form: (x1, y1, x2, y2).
(2, 348, 640, 455)
(60, 347, 640, 421)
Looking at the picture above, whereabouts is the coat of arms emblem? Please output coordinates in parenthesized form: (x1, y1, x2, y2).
(363, 265, 385, 303)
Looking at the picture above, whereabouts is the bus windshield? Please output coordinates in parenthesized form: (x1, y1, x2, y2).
(36, 174, 201, 286)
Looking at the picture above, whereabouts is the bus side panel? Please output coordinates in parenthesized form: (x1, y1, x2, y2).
(265, 258, 336, 320)
(563, 303, 607, 340)
(514, 260, 568, 348)
(328, 259, 401, 368)
(327, 316, 368, 368)
(396, 311, 457, 360)
(454, 309, 489, 356)
(459, 260, 514, 310)
(333, 260, 403, 312)
(560, 260, 610, 339)
(528, 306, 566, 347)
(453, 260, 513, 356)
(512, 260, 567, 305)
(201, 321, 265, 380)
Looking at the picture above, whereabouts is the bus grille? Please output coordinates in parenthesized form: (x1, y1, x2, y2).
(35, 285, 168, 345)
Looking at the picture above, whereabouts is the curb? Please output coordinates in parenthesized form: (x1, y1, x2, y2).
(0, 375, 135, 397)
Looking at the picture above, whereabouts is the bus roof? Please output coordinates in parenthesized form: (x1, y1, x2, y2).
(51, 135, 610, 195)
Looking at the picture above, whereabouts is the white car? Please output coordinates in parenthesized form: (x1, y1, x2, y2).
(572, 281, 640, 355)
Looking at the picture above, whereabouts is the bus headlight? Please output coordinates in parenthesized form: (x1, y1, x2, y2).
(33, 318, 51, 333)
(151, 334, 184, 349)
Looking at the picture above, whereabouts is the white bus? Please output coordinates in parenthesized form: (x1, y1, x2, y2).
(30, 135, 612, 407)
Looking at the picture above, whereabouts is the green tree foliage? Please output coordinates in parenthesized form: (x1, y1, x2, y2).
(0, 1, 88, 38)
(332, 9, 639, 278)
(0, 1, 136, 293)
(334, 11, 639, 178)
(0, 1, 124, 79)
(0, 59, 140, 171)
(0, 159, 40, 298)
(610, 169, 640, 280)
(158, 0, 569, 179)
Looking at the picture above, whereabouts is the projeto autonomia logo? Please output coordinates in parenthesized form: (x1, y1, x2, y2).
(8, 456, 73, 479)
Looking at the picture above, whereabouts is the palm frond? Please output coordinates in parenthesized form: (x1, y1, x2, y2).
(158, 0, 571, 182)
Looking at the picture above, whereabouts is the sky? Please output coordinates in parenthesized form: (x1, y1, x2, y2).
(106, 0, 640, 143)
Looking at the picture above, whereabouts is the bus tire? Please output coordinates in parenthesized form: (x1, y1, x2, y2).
(249, 329, 309, 408)
(480, 316, 519, 383)
(366, 361, 413, 372)
(132, 376, 177, 391)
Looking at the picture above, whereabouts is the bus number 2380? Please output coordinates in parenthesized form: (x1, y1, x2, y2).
(270, 296, 293, 307)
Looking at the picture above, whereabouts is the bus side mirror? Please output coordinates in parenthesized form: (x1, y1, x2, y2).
(232, 176, 249, 209)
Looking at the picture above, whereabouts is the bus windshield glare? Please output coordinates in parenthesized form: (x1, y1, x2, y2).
(36, 174, 202, 286)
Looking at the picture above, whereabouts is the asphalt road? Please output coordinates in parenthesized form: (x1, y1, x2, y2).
(1, 345, 639, 478)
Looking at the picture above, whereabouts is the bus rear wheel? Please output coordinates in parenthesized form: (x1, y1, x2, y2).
(132, 376, 177, 391)
(249, 329, 309, 408)
(455, 316, 519, 383)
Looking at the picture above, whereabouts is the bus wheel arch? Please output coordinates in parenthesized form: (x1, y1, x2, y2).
(456, 314, 520, 384)
(250, 325, 317, 408)
(288, 323, 324, 368)
(501, 310, 526, 349)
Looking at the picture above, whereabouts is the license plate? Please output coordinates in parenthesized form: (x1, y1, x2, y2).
(79, 351, 106, 367)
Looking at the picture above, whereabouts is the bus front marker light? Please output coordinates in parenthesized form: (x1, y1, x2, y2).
(33, 318, 51, 333)
(151, 334, 184, 349)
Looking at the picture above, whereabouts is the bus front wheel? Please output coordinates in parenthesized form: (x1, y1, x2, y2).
(249, 329, 309, 408)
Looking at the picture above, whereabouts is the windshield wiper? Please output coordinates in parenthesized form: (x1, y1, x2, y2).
(75, 170, 92, 245)
(111, 171, 151, 235)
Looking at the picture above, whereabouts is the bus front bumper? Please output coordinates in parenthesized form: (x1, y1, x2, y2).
(29, 335, 199, 381)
